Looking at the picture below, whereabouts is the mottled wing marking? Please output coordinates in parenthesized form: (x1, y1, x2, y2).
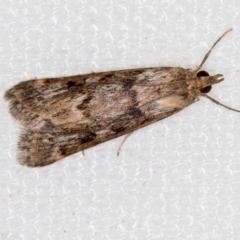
(5, 67, 198, 166)
(18, 94, 197, 167)
(5, 67, 193, 128)
(18, 130, 97, 167)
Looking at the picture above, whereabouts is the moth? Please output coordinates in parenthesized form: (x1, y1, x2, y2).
(4, 29, 240, 167)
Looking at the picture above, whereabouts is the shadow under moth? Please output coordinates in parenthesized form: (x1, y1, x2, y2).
(4, 29, 240, 167)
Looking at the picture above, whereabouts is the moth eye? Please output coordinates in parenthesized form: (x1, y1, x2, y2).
(200, 85, 212, 93)
(197, 70, 209, 77)
(197, 71, 211, 93)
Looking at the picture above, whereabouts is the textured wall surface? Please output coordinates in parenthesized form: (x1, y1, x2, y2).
(1, 0, 240, 239)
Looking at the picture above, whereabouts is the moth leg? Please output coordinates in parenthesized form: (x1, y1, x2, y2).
(117, 133, 132, 156)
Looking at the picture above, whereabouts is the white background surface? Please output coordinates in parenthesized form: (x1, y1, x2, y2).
(1, 0, 240, 239)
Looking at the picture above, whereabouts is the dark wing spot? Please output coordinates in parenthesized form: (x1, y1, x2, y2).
(76, 104, 84, 110)
(32, 114, 40, 120)
(41, 119, 56, 131)
(111, 126, 126, 133)
(104, 74, 114, 78)
(126, 107, 144, 118)
(52, 109, 69, 118)
(76, 97, 92, 110)
(67, 81, 76, 88)
(59, 148, 66, 155)
(122, 79, 136, 89)
(45, 78, 54, 84)
(79, 132, 97, 144)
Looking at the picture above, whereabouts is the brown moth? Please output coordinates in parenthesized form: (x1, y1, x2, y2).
(4, 29, 239, 167)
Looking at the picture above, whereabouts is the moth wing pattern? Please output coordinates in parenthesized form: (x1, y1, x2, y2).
(5, 67, 199, 166)
(5, 29, 236, 167)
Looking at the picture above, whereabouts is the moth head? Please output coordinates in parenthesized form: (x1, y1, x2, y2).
(196, 70, 224, 93)
(195, 70, 240, 113)
(193, 29, 231, 94)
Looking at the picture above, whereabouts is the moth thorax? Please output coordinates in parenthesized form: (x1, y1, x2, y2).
(188, 78, 211, 91)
